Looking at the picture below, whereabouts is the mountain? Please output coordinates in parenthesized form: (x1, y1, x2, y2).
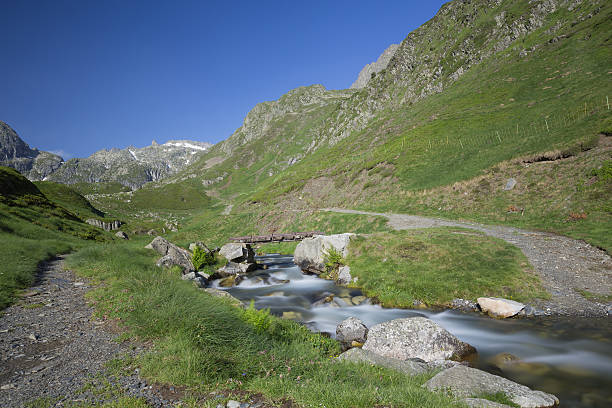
(123, 0, 611, 251)
(0, 120, 212, 189)
(45, 139, 212, 189)
(350, 44, 400, 89)
(0, 121, 63, 180)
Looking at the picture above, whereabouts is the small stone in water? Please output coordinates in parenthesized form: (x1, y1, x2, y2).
(352, 296, 366, 305)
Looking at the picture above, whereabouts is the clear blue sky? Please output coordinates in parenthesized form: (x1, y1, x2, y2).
(1, 0, 447, 158)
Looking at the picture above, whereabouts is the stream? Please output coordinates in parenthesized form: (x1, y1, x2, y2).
(210, 254, 612, 408)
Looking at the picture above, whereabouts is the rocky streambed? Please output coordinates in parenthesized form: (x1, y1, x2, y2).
(210, 254, 612, 408)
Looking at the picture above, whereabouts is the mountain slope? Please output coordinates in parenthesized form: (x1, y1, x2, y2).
(0, 121, 63, 180)
(90, 0, 611, 251)
(0, 166, 110, 308)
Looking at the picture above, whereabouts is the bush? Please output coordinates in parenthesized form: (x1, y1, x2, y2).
(191, 246, 215, 271)
(241, 300, 271, 334)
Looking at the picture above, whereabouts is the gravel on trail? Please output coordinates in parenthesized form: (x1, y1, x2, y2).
(0, 256, 174, 407)
(324, 208, 612, 317)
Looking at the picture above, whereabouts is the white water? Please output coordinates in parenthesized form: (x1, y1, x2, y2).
(211, 254, 612, 408)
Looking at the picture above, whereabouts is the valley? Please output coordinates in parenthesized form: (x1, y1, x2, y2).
(0, 0, 611, 407)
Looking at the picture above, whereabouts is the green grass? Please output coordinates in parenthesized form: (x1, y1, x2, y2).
(0, 166, 106, 309)
(34, 180, 106, 219)
(576, 289, 612, 303)
(347, 228, 550, 308)
(65, 240, 462, 408)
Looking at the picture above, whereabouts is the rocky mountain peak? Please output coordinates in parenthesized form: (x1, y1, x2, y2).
(350, 44, 400, 89)
(0, 121, 39, 161)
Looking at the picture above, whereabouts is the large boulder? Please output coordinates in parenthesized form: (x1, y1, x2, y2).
(146, 236, 194, 273)
(362, 317, 476, 362)
(424, 365, 559, 408)
(294, 233, 355, 273)
(478, 297, 525, 318)
(336, 317, 368, 344)
(219, 243, 255, 263)
(337, 347, 429, 376)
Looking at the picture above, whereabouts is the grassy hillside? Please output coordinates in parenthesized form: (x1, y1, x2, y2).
(35, 181, 106, 219)
(0, 166, 108, 308)
(199, 0, 610, 251)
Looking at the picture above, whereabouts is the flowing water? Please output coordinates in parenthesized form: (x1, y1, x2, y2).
(211, 254, 612, 408)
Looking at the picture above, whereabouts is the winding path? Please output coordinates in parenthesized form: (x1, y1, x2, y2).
(323, 208, 612, 317)
(0, 257, 173, 407)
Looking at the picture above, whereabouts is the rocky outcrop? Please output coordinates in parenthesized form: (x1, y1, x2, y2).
(424, 365, 559, 408)
(145, 236, 194, 274)
(336, 317, 368, 344)
(115, 231, 128, 240)
(86, 219, 122, 231)
(350, 44, 400, 89)
(294, 233, 355, 274)
(0, 121, 63, 181)
(478, 297, 525, 318)
(362, 317, 476, 362)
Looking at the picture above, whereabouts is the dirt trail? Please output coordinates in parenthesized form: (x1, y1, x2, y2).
(0, 256, 172, 407)
(324, 208, 612, 317)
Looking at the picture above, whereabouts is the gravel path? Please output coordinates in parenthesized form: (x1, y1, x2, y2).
(324, 208, 612, 317)
(0, 256, 174, 407)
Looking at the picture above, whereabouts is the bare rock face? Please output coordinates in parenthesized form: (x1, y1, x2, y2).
(294, 233, 355, 274)
(0, 121, 63, 181)
(424, 365, 559, 408)
(336, 317, 368, 344)
(362, 317, 476, 362)
(350, 44, 400, 89)
(145, 236, 194, 273)
(478, 297, 525, 318)
(86, 219, 122, 231)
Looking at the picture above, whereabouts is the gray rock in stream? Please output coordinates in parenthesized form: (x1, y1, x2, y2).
(362, 317, 476, 362)
(336, 317, 368, 344)
(424, 365, 559, 408)
(293, 233, 355, 273)
(337, 348, 429, 376)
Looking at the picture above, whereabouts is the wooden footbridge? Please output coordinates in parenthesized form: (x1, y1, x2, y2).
(229, 231, 323, 244)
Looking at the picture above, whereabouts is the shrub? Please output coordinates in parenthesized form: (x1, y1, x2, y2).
(191, 246, 215, 271)
(324, 247, 345, 275)
(241, 300, 271, 334)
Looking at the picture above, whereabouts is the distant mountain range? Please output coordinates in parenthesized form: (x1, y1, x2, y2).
(0, 121, 211, 189)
